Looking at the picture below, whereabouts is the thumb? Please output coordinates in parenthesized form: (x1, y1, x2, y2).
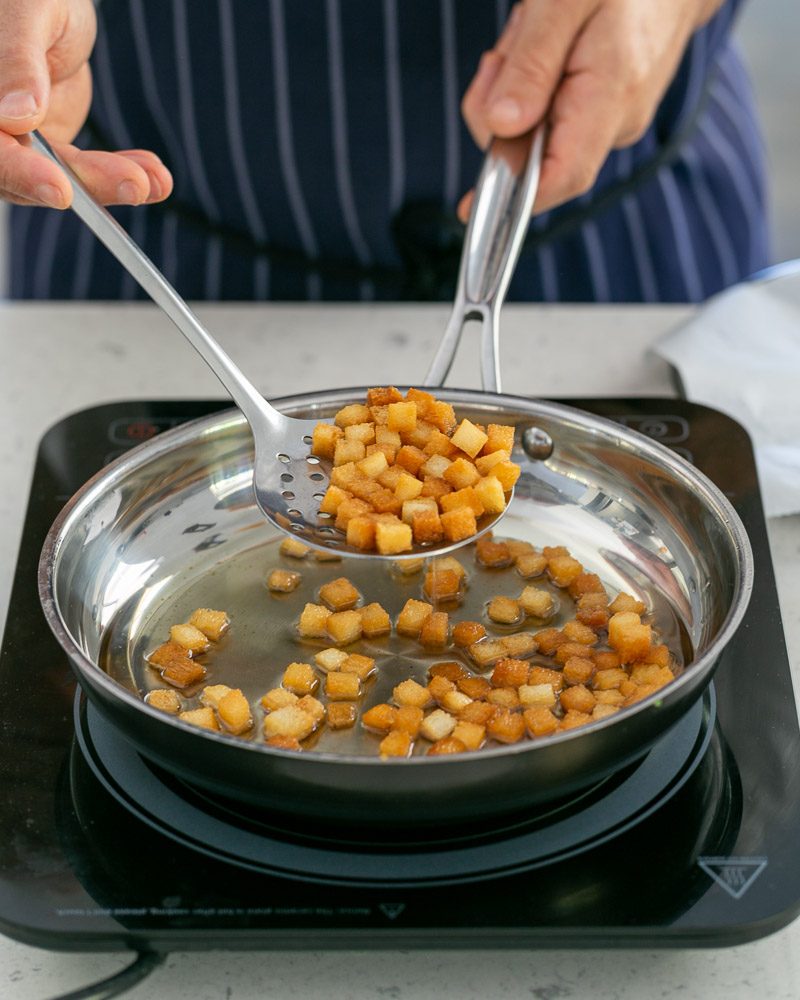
(0, 7, 54, 134)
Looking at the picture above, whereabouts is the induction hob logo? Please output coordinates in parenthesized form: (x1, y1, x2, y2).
(378, 903, 406, 920)
(698, 856, 768, 899)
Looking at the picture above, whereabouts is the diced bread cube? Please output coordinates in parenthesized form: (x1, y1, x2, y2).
(490, 461, 521, 492)
(420, 477, 452, 502)
(560, 684, 597, 714)
(387, 401, 418, 434)
(334, 403, 372, 427)
(519, 585, 556, 619)
(360, 601, 392, 637)
(379, 730, 413, 758)
(298, 603, 332, 638)
(562, 656, 595, 686)
(357, 450, 389, 480)
(333, 439, 366, 466)
(457, 675, 492, 700)
(325, 671, 362, 701)
(263, 705, 316, 741)
(169, 623, 210, 655)
(420, 454, 452, 479)
(482, 423, 515, 454)
(593, 667, 629, 690)
(487, 596, 522, 625)
(394, 471, 425, 502)
(329, 462, 359, 488)
(346, 515, 377, 550)
(160, 655, 207, 690)
(341, 653, 376, 681)
(426, 737, 467, 755)
(518, 683, 557, 708)
(420, 709, 457, 742)
(451, 419, 488, 458)
(327, 702, 358, 729)
(261, 687, 299, 711)
(375, 518, 413, 555)
(402, 420, 436, 449)
(486, 708, 525, 744)
(439, 486, 484, 517)
(314, 647, 349, 672)
(608, 612, 652, 663)
(452, 620, 486, 647)
(475, 450, 511, 475)
(487, 687, 521, 709)
(311, 422, 343, 459)
(393, 679, 434, 709)
(392, 705, 424, 737)
(335, 497, 373, 530)
(547, 554, 584, 588)
(430, 555, 467, 580)
(452, 721, 485, 751)
(422, 429, 457, 457)
(396, 599, 433, 637)
(267, 569, 302, 593)
(188, 608, 230, 642)
(344, 422, 376, 445)
(218, 688, 253, 734)
(362, 703, 397, 733)
(440, 690, 472, 714)
(199, 684, 232, 709)
(427, 399, 457, 434)
(296, 695, 326, 725)
(145, 689, 181, 714)
(266, 735, 302, 751)
(475, 537, 513, 567)
(419, 611, 449, 647)
(562, 620, 599, 645)
(367, 385, 404, 406)
(467, 638, 507, 668)
(474, 476, 507, 515)
(609, 592, 647, 615)
(443, 457, 480, 490)
(179, 707, 219, 731)
(523, 706, 558, 737)
(326, 609, 363, 646)
(402, 497, 438, 525)
(423, 567, 462, 602)
(319, 576, 360, 611)
(440, 507, 478, 543)
(516, 552, 548, 578)
(491, 657, 531, 688)
(394, 445, 426, 476)
(282, 662, 319, 695)
(375, 425, 402, 449)
(459, 701, 498, 726)
(412, 508, 444, 545)
(429, 661, 469, 682)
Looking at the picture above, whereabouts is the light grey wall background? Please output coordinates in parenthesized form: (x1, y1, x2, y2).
(0, 5, 796, 298)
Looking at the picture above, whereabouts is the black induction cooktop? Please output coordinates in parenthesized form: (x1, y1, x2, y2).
(1, 398, 799, 955)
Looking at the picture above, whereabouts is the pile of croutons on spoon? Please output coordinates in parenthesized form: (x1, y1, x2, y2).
(311, 387, 521, 555)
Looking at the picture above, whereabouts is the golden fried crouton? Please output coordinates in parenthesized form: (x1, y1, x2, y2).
(427, 737, 466, 755)
(518, 586, 556, 619)
(560, 684, 597, 714)
(475, 536, 514, 568)
(523, 706, 559, 737)
(609, 592, 647, 615)
(423, 428, 457, 458)
(178, 707, 219, 731)
(394, 470, 425, 501)
(534, 628, 566, 656)
(459, 701, 498, 726)
(559, 709, 593, 731)
(518, 683, 557, 709)
(261, 687, 299, 712)
(345, 421, 376, 445)
(360, 601, 392, 637)
(334, 403, 372, 427)
(594, 689, 626, 706)
(267, 569, 303, 593)
(420, 709, 457, 742)
(439, 486, 484, 517)
(266, 735, 302, 751)
(427, 675, 456, 706)
(387, 400, 418, 434)
(379, 730, 413, 758)
(452, 721, 485, 751)
(188, 608, 230, 642)
(297, 603, 332, 638)
(314, 647, 349, 672)
(334, 439, 366, 467)
(487, 687, 521, 709)
(357, 450, 389, 480)
(296, 695, 326, 726)
(594, 651, 622, 671)
(576, 593, 610, 630)
(419, 611, 449, 647)
(367, 386, 404, 407)
(319, 577, 360, 611)
(394, 445, 426, 476)
(145, 689, 181, 714)
(593, 667, 628, 690)
(487, 596, 522, 625)
(452, 620, 486, 647)
(362, 703, 397, 733)
(467, 638, 508, 668)
(282, 662, 319, 696)
(629, 664, 675, 688)
(420, 454, 452, 480)
(346, 515, 376, 550)
(473, 476, 507, 515)
(326, 609, 363, 645)
(325, 671, 362, 701)
(592, 704, 620, 721)
(427, 399, 457, 435)
(327, 702, 358, 729)
(169, 623, 210, 655)
(546, 554, 584, 588)
(440, 690, 472, 714)
(401, 497, 438, 525)
(329, 462, 359, 489)
(217, 688, 253, 734)
(341, 653, 376, 681)
(608, 612, 652, 663)
(516, 551, 548, 578)
(311, 422, 343, 460)
(562, 656, 595, 686)
(440, 507, 478, 543)
(420, 476, 453, 502)
(199, 684, 231, 709)
(393, 679, 434, 710)
(442, 457, 480, 490)
(450, 418, 488, 458)
(562, 620, 599, 646)
(457, 675, 492, 700)
(263, 705, 317, 741)
(528, 665, 565, 691)
(404, 421, 437, 450)
(159, 655, 207, 690)
(423, 567, 462, 603)
(429, 660, 469, 682)
(278, 538, 311, 559)
(486, 708, 525, 744)
(147, 640, 195, 670)
(475, 450, 511, 476)
(393, 705, 424, 738)
(375, 518, 413, 555)
(412, 508, 445, 545)
(375, 425, 402, 450)
(335, 497, 373, 530)
(491, 658, 530, 688)
(490, 461, 521, 492)
(396, 599, 433, 637)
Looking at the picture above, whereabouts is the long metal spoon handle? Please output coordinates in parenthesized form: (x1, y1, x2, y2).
(28, 131, 283, 432)
(424, 125, 545, 392)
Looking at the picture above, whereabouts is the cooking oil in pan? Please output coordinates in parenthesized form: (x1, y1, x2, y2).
(99, 519, 693, 758)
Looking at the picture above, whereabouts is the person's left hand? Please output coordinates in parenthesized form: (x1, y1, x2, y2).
(460, 0, 725, 218)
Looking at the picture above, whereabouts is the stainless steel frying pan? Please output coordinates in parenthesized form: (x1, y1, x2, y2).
(38, 387, 753, 830)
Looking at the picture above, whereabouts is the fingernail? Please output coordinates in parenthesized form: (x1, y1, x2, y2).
(0, 90, 38, 120)
(145, 173, 162, 201)
(34, 183, 65, 209)
(117, 180, 141, 204)
(490, 97, 523, 125)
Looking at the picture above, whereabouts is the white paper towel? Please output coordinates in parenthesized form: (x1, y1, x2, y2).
(654, 263, 800, 518)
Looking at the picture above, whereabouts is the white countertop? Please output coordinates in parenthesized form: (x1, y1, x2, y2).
(1, 302, 798, 1000)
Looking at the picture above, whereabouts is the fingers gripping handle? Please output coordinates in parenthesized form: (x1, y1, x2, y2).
(424, 125, 544, 393)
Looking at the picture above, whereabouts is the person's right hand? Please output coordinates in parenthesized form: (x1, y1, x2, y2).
(0, 0, 172, 209)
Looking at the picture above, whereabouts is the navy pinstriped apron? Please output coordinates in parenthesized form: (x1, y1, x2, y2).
(8, 0, 769, 303)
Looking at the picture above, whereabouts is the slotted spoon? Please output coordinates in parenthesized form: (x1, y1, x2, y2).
(29, 126, 543, 557)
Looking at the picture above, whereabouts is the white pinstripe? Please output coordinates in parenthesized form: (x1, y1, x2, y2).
(325, 0, 374, 301)
(581, 220, 611, 303)
(383, 0, 405, 216)
(173, 0, 221, 222)
(616, 147, 658, 303)
(681, 142, 739, 289)
(697, 115, 761, 237)
(440, 0, 460, 207)
(656, 168, 704, 302)
(269, 0, 321, 301)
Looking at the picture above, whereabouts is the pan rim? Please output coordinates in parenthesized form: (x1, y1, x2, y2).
(37, 388, 754, 767)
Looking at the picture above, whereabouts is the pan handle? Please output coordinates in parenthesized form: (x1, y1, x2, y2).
(423, 125, 544, 393)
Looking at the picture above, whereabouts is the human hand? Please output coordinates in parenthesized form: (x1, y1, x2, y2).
(460, 0, 724, 218)
(0, 0, 172, 209)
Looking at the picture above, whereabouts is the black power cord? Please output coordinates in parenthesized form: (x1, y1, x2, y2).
(44, 951, 165, 1000)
